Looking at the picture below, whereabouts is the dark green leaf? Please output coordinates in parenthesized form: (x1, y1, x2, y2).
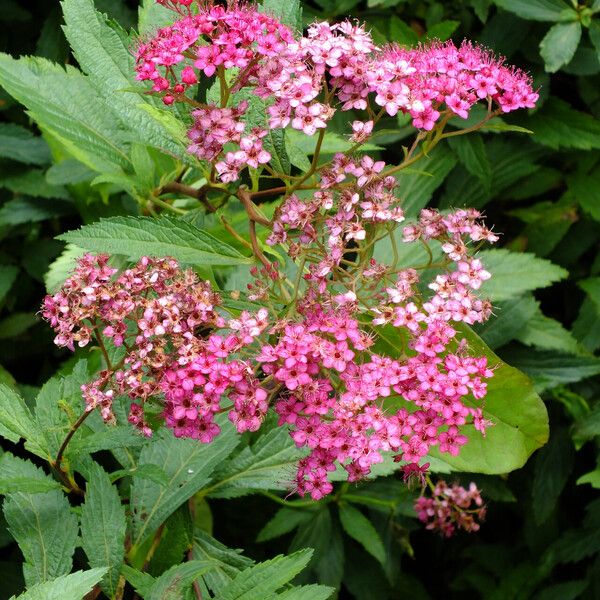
(1, 454, 78, 586)
(80, 463, 127, 597)
(494, 0, 576, 22)
(0, 124, 50, 165)
(540, 22, 582, 73)
(338, 504, 386, 566)
(58, 216, 252, 266)
(130, 424, 238, 547)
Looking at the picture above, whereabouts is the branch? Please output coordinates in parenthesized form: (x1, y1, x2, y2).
(161, 182, 217, 213)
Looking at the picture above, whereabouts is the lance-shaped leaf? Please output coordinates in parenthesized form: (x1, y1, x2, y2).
(80, 463, 127, 598)
(61, 0, 189, 160)
(1, 454, 79, 586)
(8, 568, 108, 600)
(205, 425, 305, 498)
(130, 424, 238, 547)
(0, 54, 130, 173)
(59, 216, 253, 266)
(218, 549, 313, 600)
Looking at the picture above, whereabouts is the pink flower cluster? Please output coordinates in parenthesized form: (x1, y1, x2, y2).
(137, 2, 538, 182)
(415, 480, 485, 537)
(41, 255, 270, 437)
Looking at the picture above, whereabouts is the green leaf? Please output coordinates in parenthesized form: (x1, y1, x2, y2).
(46, 159, 94, 185)
(507, 348, 600, 392)
(278, 586, 335, 600)
(58, 216, 252, 267)
(0, 54, 130, 173)
(525, 98, 600, 150)
(285, 136, 312, 172)
(61, 0, 188, 160)
(137, 0, 173, 36)
(130, 424, 238, 547)
(0, 123, 51, 165)
(0, 478, 61, 494)
(515, 308, 583, 355)
(0, 197, 74, 227)
(425, 20, 460, 42)
(206, 425, 304, 498)
(120, 565, 155, 598)
(146, 560, 213, 600)
(494, 0, 576, 22)
(540, 22, 582, 72)
(447, 134, 491, 187)
(260, 0, 303, 32)
(0, 384, 46, 457)
(478, 249, 567, 301)
(426, 326, 549, 473)
(1, 454, 79, 586)
(0, 167, 69, 200)
(576, 469, 600, 488)
(389, 17, 419, 46)
(219, 549, 313, 600)
(533, 581, 588, 600)
(193, 530, 254, 594)
(590, 21, 600, 63)
(396, 142, 457, 216)
(568, 171, 600, 221)
(80, 463, 127, 597)
(8, 568, 107, 600)
(256, 507, 315, 542)
(573, 297, 600, 353)
(34, 360, 90, 459)
(0, 265, 18, 304)
(476, 295, 538, 349)
(579, 277, 600, 310)
(532, 428, 574, 524)
(338, 504, 386, 566)
(44, 245, 86, 294)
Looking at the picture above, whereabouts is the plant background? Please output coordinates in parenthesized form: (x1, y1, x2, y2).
(0, 0, 599, 598)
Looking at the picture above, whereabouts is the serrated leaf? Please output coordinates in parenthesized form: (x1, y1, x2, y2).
(525, 98, 600, 150)
(338, 504, 386, 566)
(0, 384, 46, 457)
(0, 168, 69, 200)
(80, 463, 126, 597)
(34, 360, 90, 459)
(206, 425, 304, 498)
(193, 530, 254, 594)
(516, 308, 582, 355)
(61, 0, 188, 160)
(447, 134, 491, 188)
(120, 565, 155, 597)
(478, 249, 567, 301)
(540, 22, 581, 73)
(278, 585, 335, 600)
(507, 347, 600, 392)
(58, 216, 252, 266)
(0, 54, 130, 173)
(590, 21, 600, 63)
(476, 295, 538, 349)
(44, 245, 86, 294)
(219, 549, 313, 600)
(494, 0, 576, 22)
(0, 123, 51, 165)
(130, 424, 238, 547)
(425, 20, 460, 42)
(46, 159, 94, 185)
(8, 568, 107, 600)
(568, 171, 600, 221)
(0, 478, 61, 494)
(1, 454, 79, 586)
(146, 560, 213, 600)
